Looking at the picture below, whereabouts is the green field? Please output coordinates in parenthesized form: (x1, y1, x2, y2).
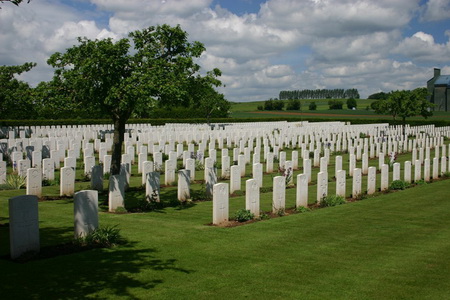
(1, 145, 450, 299)
(230, 99, 450, 121)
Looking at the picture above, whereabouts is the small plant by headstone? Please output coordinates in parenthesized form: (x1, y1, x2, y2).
(42, 178, 59, 186)
(320, 195, 346, 207)
(259, 212, 271, 220)
(234, 209, 254, 222)
(275, 207, 285, 217)
(295, 206, 310, 213)
(114, 206, 128, 213)
(441, 172, 450, 178)
(74, 225, 124, 248)
(389, 180, 410, 190)
(415, 179, 427, 186)
(195, 160, 204, 171)
(6, 174, 26, 190)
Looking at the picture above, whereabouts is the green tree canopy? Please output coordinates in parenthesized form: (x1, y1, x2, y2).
(0, 62, 35, 119)
(47, 24, 219, 175)
(372, 88, 433, 127)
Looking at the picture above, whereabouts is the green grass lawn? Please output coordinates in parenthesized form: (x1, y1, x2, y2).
(1, 149, 450, 298)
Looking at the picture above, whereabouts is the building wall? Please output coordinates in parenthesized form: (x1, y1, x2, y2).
(447, 89, 450, 112)
(434, 87, 447, 111)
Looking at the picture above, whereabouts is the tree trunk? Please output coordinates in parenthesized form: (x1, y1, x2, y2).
(110, 116, 126, 175)
(402, 116, 406, 136)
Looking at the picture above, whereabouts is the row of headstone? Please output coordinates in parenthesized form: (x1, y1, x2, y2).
(212, 154, 449, 225)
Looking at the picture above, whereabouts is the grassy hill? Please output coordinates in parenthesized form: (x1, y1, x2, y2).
(230, 99, 450, 121)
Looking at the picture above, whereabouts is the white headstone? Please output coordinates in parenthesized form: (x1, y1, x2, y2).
(185, 158, 196, 181)
(252, 163, 263, 187)
(336, 169, 346, 197)
(64, 156, 76, 170)
(414, 159, 421, 182)
(349, 154, 355, 177)
(221, 156, 230, 179)
(317, 171, 328, 203)
(84, 156, 95, 177)
(393, 162, 400, 181)
(26, 168, 42, 197)
(432, 157, 439, 180)
(266, 152, 274, 173)
(441, 156, 447, 175)
(378, 152, 385, 170)
(18, 159, 30, 177)
(90, 165, 103, 191)
(138, 153, 148, 174)
(213, 183, 229, 225)
(177, 169, 191, 201)
(238, 154, 246, 177)
(0, 161, 6, 184)
(74, 190, 99, 238)
(230, 165, 241, 194)
(272, 176, 286, 213)
(362, 153, 369, 175)
(380, 164, 389, 191)
(204, 157, 217, 198)
(109, 174, 125, 211)
(296, 173, 308, 208)
(164, 159, 176, 185)
(9, 195, 40, 259)
(42, 158, 54, 181)
(146, 172, 160, 202)
(60, 166, 75, 196)
(404, 161, 411, 183)
(303, 158, 312, 183)
(245, 179, 260, 218)
(352, 168, 362, 198)
(424, 158, 431, 182)
(367, 166, 376, 195)
(103, 155, 112, 174)
(335, 156, 342, 179)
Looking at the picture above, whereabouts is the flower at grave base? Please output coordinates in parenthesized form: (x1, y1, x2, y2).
(388, 152, 397, 167)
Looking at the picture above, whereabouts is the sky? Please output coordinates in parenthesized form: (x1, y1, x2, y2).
(1, 0, 450, 102)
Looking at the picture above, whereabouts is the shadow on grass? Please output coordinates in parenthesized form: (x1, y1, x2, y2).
(0, 225, 193, 299)
(98, 186, 197, 213)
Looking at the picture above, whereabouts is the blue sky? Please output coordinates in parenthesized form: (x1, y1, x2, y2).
(1, 0, 450, 102)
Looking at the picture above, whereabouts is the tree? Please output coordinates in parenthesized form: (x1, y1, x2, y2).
(0, 62, 36, 119)
(368, 92, 388, 100)
(0, 0, 30, 8)
(346, 98, 357, 109)
(328, 99, 343, 109)
(373, 88, 433, 130)
(273, 99, 284, 110)
(286, 99, 301, 110)
(47, 24, 213, 175)
(185, 68, 229, 123)
(264, 99, 275, 110)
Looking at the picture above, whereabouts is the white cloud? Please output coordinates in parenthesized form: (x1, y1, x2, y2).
(422, 0, 450, 21)
(0, 0, 445, 101)
(259, 0, 419, 37)
(44, 21, 117, 53)
(393, 31, 450, 62)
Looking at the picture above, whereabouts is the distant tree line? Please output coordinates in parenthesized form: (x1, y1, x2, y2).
(368, 92, 389, 100)
(279, 88, 360, 100)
